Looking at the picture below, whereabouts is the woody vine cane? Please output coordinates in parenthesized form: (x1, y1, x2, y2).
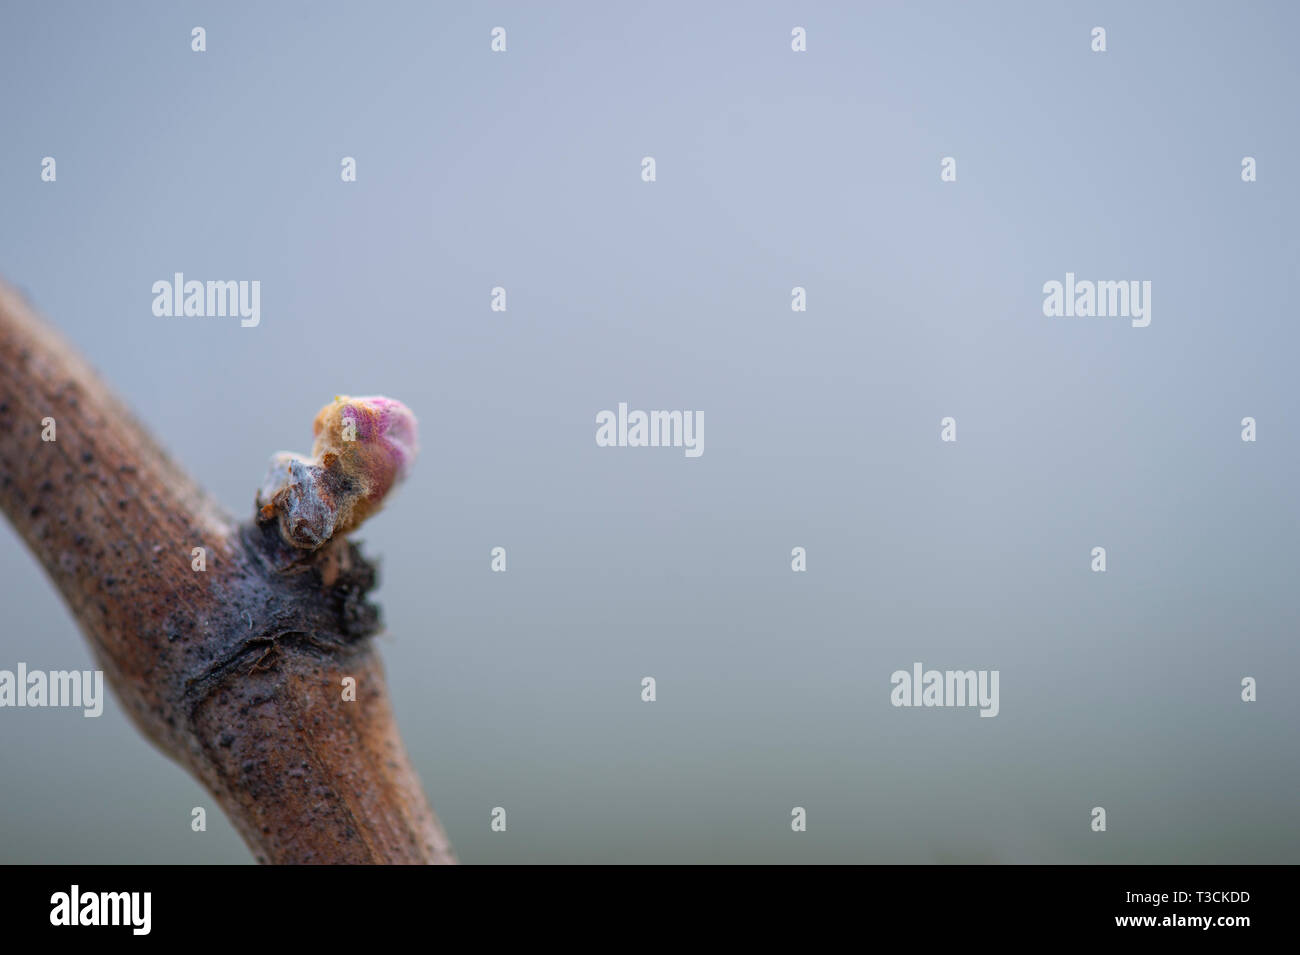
(0, 279, 455, 865)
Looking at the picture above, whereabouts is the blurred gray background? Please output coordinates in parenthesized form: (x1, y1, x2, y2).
(1, 1, 1297, 863)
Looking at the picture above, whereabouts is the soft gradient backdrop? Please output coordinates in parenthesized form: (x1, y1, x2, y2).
(1, 1, 1297, 863)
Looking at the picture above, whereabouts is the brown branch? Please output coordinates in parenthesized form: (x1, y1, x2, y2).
(0, 279, 455, 864)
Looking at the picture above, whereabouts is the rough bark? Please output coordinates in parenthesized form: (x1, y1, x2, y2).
(0, 279, 454, 864)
